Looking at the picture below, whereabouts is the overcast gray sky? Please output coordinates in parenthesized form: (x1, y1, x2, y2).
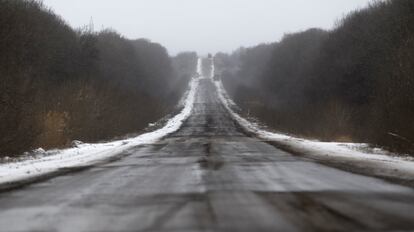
(42, 0, 372, 55)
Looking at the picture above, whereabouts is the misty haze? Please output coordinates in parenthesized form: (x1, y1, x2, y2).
(1, 0, 414, 231)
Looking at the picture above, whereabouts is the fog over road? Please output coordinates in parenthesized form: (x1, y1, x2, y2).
(1, 78, 414, 231)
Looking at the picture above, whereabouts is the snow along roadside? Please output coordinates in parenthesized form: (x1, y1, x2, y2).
(0, 78, 199, 187)
(214, 79, 414, 184)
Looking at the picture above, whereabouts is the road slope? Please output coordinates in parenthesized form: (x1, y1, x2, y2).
(1, 78, 414, 232)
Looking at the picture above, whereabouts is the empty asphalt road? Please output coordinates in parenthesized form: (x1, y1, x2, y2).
(1, 78, 414, 232)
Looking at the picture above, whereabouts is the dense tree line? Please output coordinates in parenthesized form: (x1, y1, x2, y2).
(0, 0, 193, 156)
(217, 0, 414, 153)
(171, 51, 198, 85)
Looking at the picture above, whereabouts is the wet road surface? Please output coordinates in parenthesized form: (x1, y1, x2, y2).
(1, 78, 414, 232)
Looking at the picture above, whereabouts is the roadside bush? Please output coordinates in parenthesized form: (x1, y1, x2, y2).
(217, 0, 414, 153)
(0, 0, 191, 156)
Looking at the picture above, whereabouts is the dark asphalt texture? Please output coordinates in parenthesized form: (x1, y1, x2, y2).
(1, 78, 414, 232)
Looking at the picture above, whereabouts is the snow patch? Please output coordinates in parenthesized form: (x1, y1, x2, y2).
(0, 78, 199, 186)
(214, 80, 414, 181)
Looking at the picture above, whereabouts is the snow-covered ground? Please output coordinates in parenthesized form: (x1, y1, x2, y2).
(214, 79, 414, 182)
(0, 77, 200, 186)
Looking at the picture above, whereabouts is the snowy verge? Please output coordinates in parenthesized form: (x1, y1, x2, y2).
(214, 80, 414, 183)
(0, 78, 199, 187)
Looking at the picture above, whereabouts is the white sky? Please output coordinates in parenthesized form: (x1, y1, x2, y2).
(41, 0, 373, 55)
